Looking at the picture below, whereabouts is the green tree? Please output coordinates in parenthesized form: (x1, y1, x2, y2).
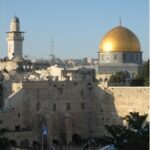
(130, 77, 145, 86)
(130, 60, 149, 86)
(101, 112, 149, 150)
(109, 71, 130, 85)
(141, 60, 149, 86)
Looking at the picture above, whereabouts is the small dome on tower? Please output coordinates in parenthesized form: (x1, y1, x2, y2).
(10, 16, 20, 32)
(99, 25, 141, 53)
(11, 16, 20, 23)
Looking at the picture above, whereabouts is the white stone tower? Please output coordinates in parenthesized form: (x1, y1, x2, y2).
(6, 16, 24, 60)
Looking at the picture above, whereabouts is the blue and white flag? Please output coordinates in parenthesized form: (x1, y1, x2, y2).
(42, 124, 48, 136)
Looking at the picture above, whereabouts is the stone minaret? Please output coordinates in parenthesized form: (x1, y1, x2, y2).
(7, 16, 24, 60)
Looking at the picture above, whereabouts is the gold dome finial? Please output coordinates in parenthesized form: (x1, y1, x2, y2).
(119, 17, 122, 26)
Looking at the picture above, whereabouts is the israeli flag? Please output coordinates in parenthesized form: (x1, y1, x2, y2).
(42, 125, 48, 136)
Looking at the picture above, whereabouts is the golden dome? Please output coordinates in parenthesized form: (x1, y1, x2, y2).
(99, 26, 141, 53)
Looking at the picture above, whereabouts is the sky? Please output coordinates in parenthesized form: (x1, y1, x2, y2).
(0, 0, 149, 60)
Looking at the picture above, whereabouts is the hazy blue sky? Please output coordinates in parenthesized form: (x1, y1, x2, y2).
(0, 0, 149, 60)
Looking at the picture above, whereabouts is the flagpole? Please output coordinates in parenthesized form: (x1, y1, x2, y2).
(42, 133, 43, 150)
(42, 122, 48, 150)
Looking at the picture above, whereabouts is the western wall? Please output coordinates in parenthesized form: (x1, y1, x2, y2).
(0, 80, 148, 145)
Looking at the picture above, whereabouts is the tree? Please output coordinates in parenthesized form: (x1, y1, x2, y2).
(130, 77, 145, 86)
(141, 60, 149, 85)
(109, 71, 130, 85)
(101, 112, 149, 150)
(0, 137, 10, 150)
(130, 60, 149, 86)
(9, 140, 17, 147)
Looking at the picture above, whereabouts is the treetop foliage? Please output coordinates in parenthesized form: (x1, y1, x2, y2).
(101, 112, 149, 150)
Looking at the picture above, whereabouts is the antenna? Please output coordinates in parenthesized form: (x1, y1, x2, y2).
(119, 17, 122, 26)
(51, 37, 54, 56)
(49, 37, 55, 62)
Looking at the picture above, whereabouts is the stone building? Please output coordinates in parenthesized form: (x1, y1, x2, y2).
(0, 80, 148, 147)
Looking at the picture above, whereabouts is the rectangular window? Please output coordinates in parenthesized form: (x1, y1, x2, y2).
(58, 87, 63, 95)
(53, 103, 56, 111)
(80, 90, 84, 96)
(66, 103, 71, 111)
(36, 102, 40, 111)
(81, 103, 85, 110)
(18, 113, 21, 118)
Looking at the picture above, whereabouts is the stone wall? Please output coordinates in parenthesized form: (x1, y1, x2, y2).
(4, 81, 93, 144)
(92, 85, 149, 136)
(23, 81, 92, 143)
(4, 131, 35, 146)
(108, 86, 149, 116)
(2, 82, 22, 108)
(0, 112, 20, 130)
(1, 80, 149, 145)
